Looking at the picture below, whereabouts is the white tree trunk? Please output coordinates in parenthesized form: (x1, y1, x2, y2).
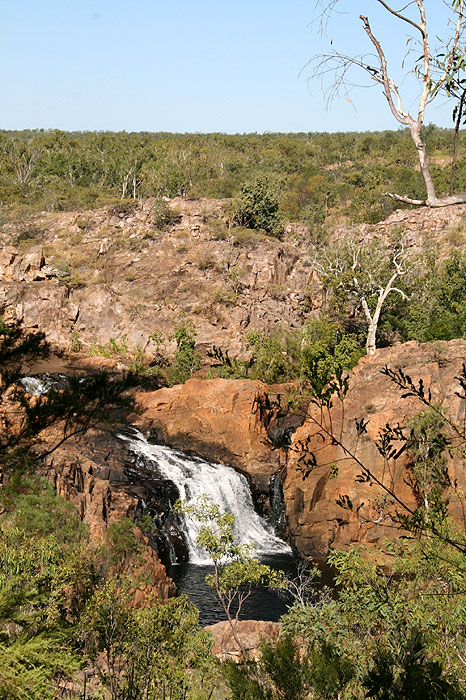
(366, 321, 377, 355)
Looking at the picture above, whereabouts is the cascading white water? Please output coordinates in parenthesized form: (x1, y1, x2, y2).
(118, 429, 291, 565)
(19, 374, 68, 396)
(19, 376, 55, 395)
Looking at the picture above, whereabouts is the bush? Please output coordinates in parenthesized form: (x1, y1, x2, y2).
(150, 198, 181, 229)
(244, 320, 363, 386)
(166, 319, 202, 386)
(225, 636, 354, 700)
(385, 250, 466, 343)
(232, 175, 283, 236)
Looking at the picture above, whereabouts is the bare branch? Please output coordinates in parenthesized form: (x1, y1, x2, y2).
(384, 191, 427, 206)
(376, 0, 425, 37)
(360, 15, 411, 126)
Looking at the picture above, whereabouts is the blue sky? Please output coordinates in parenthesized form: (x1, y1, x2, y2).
(1, 1, 459, 133)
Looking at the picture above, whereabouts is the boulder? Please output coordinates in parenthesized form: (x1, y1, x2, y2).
(205, 620, 280, 661)
(15, 246, 46, 281)
(0, 246, 18, 280)
(133, 378, 281, 479)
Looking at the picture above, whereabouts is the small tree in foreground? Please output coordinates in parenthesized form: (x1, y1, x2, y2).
(176, 496, 285, 657)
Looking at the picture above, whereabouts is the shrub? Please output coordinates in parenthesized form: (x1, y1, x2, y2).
(232, 175, 283, 236)
(166, 319, 201, 386)
(150, 198, 181, 229)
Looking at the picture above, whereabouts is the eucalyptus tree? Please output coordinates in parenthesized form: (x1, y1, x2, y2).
(315, 236, 409, 355)
(312, 0, 466, 207)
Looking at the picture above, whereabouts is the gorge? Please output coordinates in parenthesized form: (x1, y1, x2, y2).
(3, 187, 466, 696)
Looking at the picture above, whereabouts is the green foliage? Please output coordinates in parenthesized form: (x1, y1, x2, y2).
(0, 482, 92, 699)
(283, 359, 466, 700)
(150, 197, 181, 230)
(390, 250, 466, 343)
(166, 318, 202, 386)
(144, 321, 202, 386)
(0, 319, 216, 698)
(406, 409, 450, 512)
(211, 319, 363, 386)
(82, 584, 216, 700)
(179, 496, 284, 590)
(0, 477, 217, 700)
(281, 539, 466, 698)
(231, 175, 283, 236)
(225, 636, 355, 700)
(104, 518, 142, 574)
(69, 331, 82, 352)
(0, 127, 461, 227)
(8, 478, 87, 545)
(90, 335, 128, 358)
(0, 634, 79, 700)
(317, 236, 408, 352)
(363, 627, 463, 700)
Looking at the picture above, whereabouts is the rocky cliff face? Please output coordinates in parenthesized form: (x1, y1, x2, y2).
(0, 198, 466, 364)
(284, 340, 466, 559)
(2, 198, 465, 363)
(38, 423, 177, 601)
(0, 198, 316, 358)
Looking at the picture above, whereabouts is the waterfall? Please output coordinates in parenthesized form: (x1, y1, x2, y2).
(117, 428, 291, 565)
(19, 374, 68, 395)
(19, 376, 56, 395)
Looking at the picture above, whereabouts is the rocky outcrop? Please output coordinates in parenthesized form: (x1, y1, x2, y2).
(332, 201, 466, 258)
(284, 340, 466, 560)
(2, 199, 466, 364)
(0, 199, 315, 359)
(0, 245, 71, 282)
(133, 378, 282, 483)
(41, 425, 176, 601)
(205, 620, 280, 661)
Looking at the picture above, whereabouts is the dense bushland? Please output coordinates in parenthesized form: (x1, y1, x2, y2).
(1, 126, 464, 226)
(0, 480, 217, 699)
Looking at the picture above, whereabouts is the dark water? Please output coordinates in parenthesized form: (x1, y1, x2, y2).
(168, 553, 335, 626)
(168, 553, 296, 625)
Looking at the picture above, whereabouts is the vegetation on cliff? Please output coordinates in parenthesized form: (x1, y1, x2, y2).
(0, 479, 217, 699)
(2, 126, 466, 227)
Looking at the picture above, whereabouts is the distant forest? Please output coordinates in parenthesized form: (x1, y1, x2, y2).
(1, 127, 465, 225)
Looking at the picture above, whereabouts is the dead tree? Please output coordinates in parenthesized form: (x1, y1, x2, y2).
(312, 0, 466, 207)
